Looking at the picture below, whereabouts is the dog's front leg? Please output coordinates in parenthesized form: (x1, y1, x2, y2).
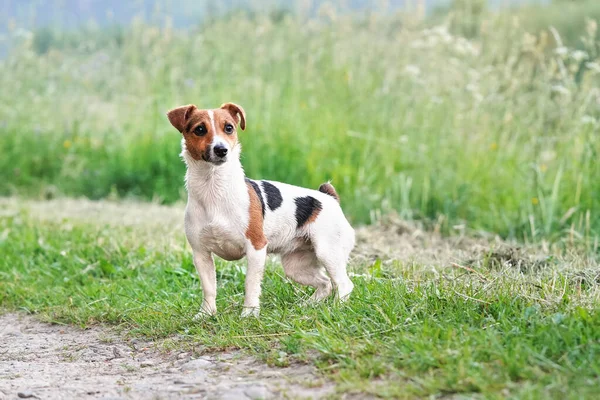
(192, 249, 217, 318)
(241, 243, 267, 318)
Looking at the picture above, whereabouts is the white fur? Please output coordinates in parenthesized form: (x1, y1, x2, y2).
(207, 110, 217, 137)
(207, 110, 228, 150)
(182, 140, 355, 318)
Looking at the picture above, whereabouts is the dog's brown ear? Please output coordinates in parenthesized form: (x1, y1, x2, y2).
(167, 104, 197, 133)
(220, 102, 246, 130)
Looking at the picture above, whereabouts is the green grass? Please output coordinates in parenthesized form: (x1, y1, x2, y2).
(515, 0, 600, 48)
(1, 200, 599, 398)
(2, 5, 600, 398)
(1, 7, 600, 241)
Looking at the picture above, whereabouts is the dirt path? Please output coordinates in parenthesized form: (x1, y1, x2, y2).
(0, 314, 334, 400)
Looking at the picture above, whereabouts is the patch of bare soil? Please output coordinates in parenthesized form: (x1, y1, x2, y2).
(0, 314, 335, 400)
(353, 212, 506, 267)
(352, 212, 598, 277)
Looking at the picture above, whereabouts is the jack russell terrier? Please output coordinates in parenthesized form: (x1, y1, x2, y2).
(167, 103, 355, 317)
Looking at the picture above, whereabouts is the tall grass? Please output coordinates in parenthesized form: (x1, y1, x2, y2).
(0, 7, 599, 241)
(516, 0, 600, 47)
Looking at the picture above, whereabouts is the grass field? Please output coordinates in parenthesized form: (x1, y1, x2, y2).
(1, 2, 600, 398)
(1, 198, 599, 398)
(1, 4, 599, 240)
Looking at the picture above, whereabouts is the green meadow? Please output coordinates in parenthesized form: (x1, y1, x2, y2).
(1, 1, 600, 398)
(0, 2, 599, 240)
(1, 199, 599, 398)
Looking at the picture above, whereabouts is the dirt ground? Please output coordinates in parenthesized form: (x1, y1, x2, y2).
(0, 313, 336, 400)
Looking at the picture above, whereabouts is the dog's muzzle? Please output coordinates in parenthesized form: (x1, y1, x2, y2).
(207, 144, 228, 165)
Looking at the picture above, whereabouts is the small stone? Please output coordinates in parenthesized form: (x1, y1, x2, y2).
(140, 361, 155, 368)
(218, 388, 248, 400)
(189, 370, 208, 381)
(184, 387, 206, 395)
(17, 391, 39, 399)
(112, 347, 124, 358)
(177, 352, 190, 360)
(3, 329, 22, 337)
(217, 352, 235, 360)
(244, 384, 268, 399)
(129, 339, 144, 351)
(181, 358, 213, 371)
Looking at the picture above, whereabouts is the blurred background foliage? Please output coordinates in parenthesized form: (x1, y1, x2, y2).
(0, 0, 599, 244)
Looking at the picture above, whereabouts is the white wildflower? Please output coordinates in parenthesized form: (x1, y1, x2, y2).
(551, 85, 570, 96)
(410, 39, 425, 49)
(586, 62, 600, 74)
(581, 115, 597, 125)
(466, 83, 478, 93)
(348, 272, 371, 278)
(554, 47, 568, 56)
(468, 68, 481, 81)
(434, 25, 452, 42)
(403, 64, 421, 77)
(571, 50, 588, 62)
(540, 150, 556, 162)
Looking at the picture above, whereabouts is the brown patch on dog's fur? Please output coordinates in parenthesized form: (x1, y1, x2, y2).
(220, 103, 246, 130)
(184, 110, 215, 161)
(166, 104, 197, 133)
(318, 183, 340, 203)
(212, 108, 239, 149)
(166, 104, 244, 161)
(246, 182, 267, 250)
(307, 206, 321, 224)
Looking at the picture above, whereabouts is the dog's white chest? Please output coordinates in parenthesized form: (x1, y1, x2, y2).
(199, 223, 246, 261)
(185, 200, 248, 262)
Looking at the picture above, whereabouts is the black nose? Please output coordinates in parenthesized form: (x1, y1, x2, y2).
(213, 144, 228, 158)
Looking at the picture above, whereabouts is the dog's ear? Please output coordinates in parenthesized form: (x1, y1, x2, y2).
(220, 102, 246, 131)
(166, 104, 197, 133)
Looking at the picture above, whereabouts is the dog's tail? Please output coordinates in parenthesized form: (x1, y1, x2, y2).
(318, 182, 340, 203)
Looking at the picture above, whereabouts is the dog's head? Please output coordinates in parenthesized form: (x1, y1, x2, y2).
(166, 103, 246, 166)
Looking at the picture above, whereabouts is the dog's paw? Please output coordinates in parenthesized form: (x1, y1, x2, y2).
(337, 293, 352, 303)
(309, 284, 333, 303)
(240, 307, 260, 318)
(302, 291, 331, 307)
(335, 281, 354, 303)
(193, 306, 217, 321)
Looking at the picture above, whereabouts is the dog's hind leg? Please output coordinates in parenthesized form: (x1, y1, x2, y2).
(313, 242, 354, 301)
(282, 251, 332, 302)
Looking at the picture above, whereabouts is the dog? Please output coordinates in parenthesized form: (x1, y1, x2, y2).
(166, 103, 355, 317)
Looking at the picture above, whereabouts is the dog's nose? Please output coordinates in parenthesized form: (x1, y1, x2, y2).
(213, 144, 228, 158)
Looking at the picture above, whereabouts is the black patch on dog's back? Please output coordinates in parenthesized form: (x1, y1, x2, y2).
(261, 181, 283, 211)
(245, 178, 265, 217)
(294, 196, 322, 228)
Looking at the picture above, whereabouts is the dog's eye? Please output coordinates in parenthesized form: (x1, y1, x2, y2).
(194, 124, 206, 136)
(224, 124, 234, 134)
